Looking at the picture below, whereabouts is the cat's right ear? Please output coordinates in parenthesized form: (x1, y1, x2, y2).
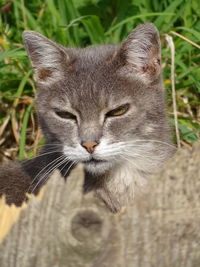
(23, 31, 69, 84)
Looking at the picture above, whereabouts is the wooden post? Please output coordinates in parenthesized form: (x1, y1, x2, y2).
(0, 143, 200, 267)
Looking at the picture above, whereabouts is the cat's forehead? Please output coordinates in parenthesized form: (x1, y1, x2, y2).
(62, 45, 139, 95)
(60, 63, 136, 108)
(65, 45, 119, 79)
(52, 46, 127, 105)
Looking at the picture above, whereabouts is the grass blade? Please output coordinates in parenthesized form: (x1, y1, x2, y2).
(106, 13, 174, 35)
(18, 103, 33, 160)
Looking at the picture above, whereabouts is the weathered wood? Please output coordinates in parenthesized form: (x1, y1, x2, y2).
(0, 143, 200, 267)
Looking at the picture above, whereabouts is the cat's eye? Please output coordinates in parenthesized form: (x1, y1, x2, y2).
(106, 104, 129, 117)
(55, 110, 77, 120)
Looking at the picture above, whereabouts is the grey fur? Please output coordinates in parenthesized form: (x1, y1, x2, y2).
(0, 23, 175, 212)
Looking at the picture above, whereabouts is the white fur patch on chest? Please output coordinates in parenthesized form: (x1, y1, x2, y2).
(107, 160, 148, 196)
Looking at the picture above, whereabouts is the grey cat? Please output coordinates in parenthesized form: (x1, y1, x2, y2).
(0, 23, 175, 212)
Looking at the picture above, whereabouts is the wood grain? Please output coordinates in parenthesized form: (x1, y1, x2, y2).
(0, 143, 200, 267)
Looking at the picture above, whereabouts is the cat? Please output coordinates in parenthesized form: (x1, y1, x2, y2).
(0, 23, 175, 212)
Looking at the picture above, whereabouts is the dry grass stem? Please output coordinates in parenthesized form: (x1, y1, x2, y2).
(170, 31, 200, 50)
(165, 34, 181, 148)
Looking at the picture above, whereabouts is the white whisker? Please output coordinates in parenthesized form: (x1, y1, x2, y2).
(23, 150, 62, 164)
(120, 139, 176, 149)
(29, 154, 65, 190)
(63, 160, 77, 177)
(31, 157, 68, 194)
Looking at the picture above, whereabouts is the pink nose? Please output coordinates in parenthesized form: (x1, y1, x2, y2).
(81, 142, 98, 153)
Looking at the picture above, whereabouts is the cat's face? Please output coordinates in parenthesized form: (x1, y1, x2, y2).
(23, 23, 174, 175)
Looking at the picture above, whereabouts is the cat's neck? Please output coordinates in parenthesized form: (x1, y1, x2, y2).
(84, 160, 150, 212)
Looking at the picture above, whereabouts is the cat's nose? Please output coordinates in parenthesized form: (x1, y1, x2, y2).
(81, 141, 98, 153)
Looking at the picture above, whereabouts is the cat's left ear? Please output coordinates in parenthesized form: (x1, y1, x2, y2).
(119, 23, 161, 84)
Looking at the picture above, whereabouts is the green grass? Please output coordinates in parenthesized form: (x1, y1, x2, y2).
(0, 0, 200, 160)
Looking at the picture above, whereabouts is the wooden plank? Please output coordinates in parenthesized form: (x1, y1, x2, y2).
(0, 143, 200, 267)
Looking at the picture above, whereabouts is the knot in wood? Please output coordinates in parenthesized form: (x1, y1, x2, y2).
(71, 210, 103, 242)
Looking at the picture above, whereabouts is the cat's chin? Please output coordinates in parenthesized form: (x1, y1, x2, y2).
(84, 160, 112, 175)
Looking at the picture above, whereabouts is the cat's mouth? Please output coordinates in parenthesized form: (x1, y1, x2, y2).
(82, 157, 112, 174)
(82, 158, 107, 164)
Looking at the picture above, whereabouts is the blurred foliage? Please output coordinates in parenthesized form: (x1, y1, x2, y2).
(0, 0, 200, 161)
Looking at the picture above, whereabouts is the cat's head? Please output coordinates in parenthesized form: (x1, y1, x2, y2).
(23, 23, 174, 175)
